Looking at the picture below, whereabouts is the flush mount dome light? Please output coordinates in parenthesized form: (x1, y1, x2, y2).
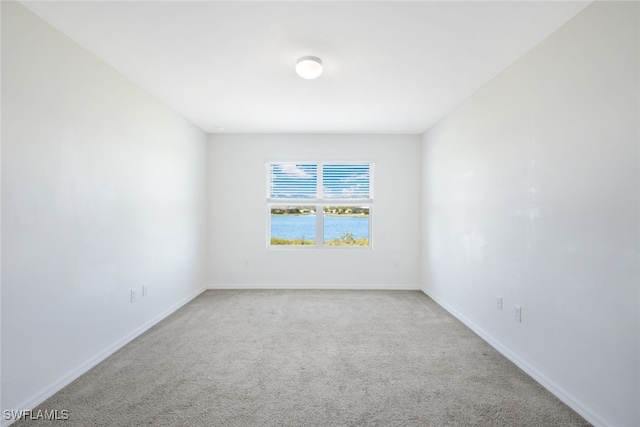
(295, 56, 323, 79)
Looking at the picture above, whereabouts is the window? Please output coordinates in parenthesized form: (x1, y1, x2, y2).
(267, 162, 373, 247)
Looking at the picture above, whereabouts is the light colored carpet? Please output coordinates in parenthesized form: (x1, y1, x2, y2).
(17, 290, 590, 426)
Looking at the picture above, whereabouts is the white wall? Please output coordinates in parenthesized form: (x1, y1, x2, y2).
(0, 1, 4, 417)
(421, 2, 639, 426)
(1, 2, 208, 416)
(0, 1, 3, 417)
(208, 134, 421, 288)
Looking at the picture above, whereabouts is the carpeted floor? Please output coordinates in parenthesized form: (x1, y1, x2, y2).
(17, 290, 590, 426)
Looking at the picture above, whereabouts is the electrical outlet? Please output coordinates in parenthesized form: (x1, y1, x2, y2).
(393, 260, 400, 268)
(514, 305, 522, 322)
(131, 288, 137, 303)
(142, 286, 148, 297)
(244, 259, 250, 267)
(496, 296, 503, 310)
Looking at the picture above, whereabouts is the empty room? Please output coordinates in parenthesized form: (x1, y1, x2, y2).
(1, 1, 638, 426)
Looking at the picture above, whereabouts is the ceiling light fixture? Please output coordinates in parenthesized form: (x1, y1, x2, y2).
(295, 56, 323, 79)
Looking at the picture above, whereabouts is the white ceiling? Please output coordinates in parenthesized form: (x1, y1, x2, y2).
(22, 1, 590, 134)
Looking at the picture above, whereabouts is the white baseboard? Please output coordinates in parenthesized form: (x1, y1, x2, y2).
(2, 286, 207, 427)
(207, 283, 421, 290)
(420, 286, 606, 427)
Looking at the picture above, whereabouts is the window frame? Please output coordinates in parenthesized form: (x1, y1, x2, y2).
(266, 162, 374, 249)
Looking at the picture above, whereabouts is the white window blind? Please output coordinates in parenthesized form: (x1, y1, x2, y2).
(322, 163, 372, 200)
(268, 163, 373, 201)
(268, 163, 318, 199)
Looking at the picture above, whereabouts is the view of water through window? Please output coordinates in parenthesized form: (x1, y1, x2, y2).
(270, 207, 369, 246)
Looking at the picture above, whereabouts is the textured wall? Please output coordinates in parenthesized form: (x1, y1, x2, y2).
(1, 2, 208, 414)
(421, 2, 639, 426)
(208, 134, 422, 288)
